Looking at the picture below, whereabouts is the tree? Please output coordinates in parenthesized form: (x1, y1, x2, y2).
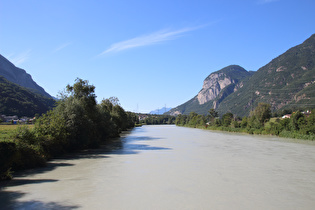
(208, 108, 218, 119)
(250, 103, 271, 126)
(240, 116, 248, 128)
(56, 78, 102, 148)
(207, 108, 218, 125)
(290, 111, 305, 131)
(305, 110, 315, 134)
(222, 112, 233, 127)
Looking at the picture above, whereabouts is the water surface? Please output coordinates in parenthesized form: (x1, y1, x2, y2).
(1, 125, 315, 209)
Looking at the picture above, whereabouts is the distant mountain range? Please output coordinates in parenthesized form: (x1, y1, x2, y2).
(168, 33, 315, 117)
(0, 54, 55, 117)
(149, 107, 172, 115)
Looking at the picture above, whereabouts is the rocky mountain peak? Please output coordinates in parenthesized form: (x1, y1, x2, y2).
(197, 65, 251, 105)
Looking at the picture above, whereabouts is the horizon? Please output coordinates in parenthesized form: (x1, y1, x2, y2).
(1, 0, 314, 113)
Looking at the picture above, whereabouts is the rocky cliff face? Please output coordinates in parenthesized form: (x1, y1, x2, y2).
(0, 54, 52, 98)
(196, 65, 252, 108)
(197, 73, 234, 105)
(168, 65, 252, 115)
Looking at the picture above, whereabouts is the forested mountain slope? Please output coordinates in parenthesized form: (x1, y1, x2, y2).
(168, 33, 315, 117)
(216, 33, 315, 116)
(0, 76, 56, 117)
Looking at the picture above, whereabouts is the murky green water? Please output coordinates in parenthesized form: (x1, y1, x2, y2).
(1, 125, 315, 209)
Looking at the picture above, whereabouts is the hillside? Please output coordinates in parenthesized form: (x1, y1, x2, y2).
(0, 76, 56, 117)
(168, 65, 253, 115)
(168, 34, 315, 117)
(216, 33, 315, 116)
(0, 54, 52, 98)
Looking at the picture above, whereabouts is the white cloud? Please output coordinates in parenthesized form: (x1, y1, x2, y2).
(53, 42, 72, 53)
(99, 26, 204, 55)
(8, 50, 32, 66)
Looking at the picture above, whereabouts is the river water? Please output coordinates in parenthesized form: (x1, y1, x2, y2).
(1, 125, 315, 210)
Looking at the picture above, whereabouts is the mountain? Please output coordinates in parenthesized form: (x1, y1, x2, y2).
(0, 76, 56, 117)
(0, 54, 52, 98)
(149, 107, 172, 115)
(168, 65, 253, 115)
(168, 33, 315, 117)
(216, 33, 315, 116)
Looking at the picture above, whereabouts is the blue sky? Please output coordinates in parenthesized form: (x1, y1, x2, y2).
(1, 0, 314, 113)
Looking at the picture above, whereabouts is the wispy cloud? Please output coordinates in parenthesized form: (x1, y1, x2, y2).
(7, 50, 32, 66)
(99, 25, 205, 55)
(53, 42, 72, 53)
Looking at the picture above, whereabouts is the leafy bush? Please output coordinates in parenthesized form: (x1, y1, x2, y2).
(0, 141, 16, 180)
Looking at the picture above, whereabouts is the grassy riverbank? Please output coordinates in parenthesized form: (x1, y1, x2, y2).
(182, 124, 315, 141)
(176, 104, 315, 141)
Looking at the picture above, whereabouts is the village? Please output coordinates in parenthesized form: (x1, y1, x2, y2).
(0, 115, 35, 124)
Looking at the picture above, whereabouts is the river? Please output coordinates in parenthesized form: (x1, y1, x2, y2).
(1, 125, 315, 209)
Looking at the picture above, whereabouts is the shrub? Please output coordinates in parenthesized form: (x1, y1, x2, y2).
(0, 141, 17, 180)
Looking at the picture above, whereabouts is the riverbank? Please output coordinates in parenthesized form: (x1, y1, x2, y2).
(175, 106, 315, 141)
(0, 126, 135, 181)
(0, 79, 140, 180)
(178, 124, 315, 141)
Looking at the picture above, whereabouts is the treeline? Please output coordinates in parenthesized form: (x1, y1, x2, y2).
(0, 79, 138, 180)
(176, 103, 315, 140)
(140, 114, 175, 125)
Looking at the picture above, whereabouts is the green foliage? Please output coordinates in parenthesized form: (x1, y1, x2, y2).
(208, 108, 218, 119)
(250, 103, 271, 126)
(0, 141, 16, 180)
(0, 76, 56, 117)
(0, 78, 138, 180)
(176, 103, 315, 140)
(141, 114, 175, 125)
(240, 117, 248, 128)
(290, 111, 305, 131)
(13, 126, 37, 145)
(222, 112, 233, 127)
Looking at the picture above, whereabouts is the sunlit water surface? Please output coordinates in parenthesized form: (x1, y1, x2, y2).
(1, 125, 315, 209)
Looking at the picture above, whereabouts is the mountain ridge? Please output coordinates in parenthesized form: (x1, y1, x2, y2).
(168, 33, 315, 117)
(168, 65, 253, 116)
(0, 54, 52, 98)
(149, 107, 172, 115)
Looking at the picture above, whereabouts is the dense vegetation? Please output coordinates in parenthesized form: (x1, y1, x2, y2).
(140, 114, 175, 125)
(176, 103, 315, 140)
(0, 78, 138, 180)
(0, 76, 56, 117)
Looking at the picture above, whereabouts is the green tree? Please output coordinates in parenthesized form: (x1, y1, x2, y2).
(290, 111, 305, 131)
(305, 110, 315, 134)
(56, 78, 102, 148)
(250, 103, 271, 126)
(240, 116, 248, 128)
(222, 112, 233, 127)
